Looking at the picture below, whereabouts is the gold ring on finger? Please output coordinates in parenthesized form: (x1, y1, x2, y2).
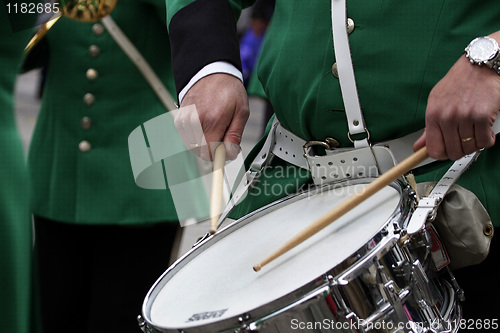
(461, 137, 474, 143)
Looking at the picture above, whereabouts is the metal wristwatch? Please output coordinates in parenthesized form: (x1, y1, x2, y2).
(464, 36, 500, 75)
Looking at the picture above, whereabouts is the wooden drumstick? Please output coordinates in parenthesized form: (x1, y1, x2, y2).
(253, 147, 429, 272)
(209, 144, 226, 234)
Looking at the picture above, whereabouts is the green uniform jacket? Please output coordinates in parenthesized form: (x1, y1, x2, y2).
(168, 0, 500, 226)
(0, 5, 35, 333)
(28, 0, 181, 225)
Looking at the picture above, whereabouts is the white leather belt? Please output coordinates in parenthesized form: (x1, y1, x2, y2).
(269, 110, 500, 166)
(267, 121, 433, 170)
(257, 118, 500, 180)
(249, 119, 417, 187)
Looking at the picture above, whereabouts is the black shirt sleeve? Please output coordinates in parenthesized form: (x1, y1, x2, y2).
(169, 0, 242, 97)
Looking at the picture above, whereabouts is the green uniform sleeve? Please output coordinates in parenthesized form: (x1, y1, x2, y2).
(166, 0, 253, 28)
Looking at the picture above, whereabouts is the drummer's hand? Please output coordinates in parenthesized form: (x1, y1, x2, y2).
(175, 73, 250, 161)
(414, 33, 500, 161)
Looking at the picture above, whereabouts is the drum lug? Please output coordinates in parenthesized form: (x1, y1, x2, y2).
(392, 221, 403, 235)
(445, 266, 465, 302)
(329, 279, 367, 332)
(137, 315, 153, 333)
(383, 281, 409, 322)
(238, 313, 252, 331)
(409, 260, 445, 325)
(345, 311, 364, 332)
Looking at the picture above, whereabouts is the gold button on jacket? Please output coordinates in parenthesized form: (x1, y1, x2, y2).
(86, 68, 98, 81)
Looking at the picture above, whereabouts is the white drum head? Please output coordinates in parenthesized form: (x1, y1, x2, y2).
(146, 182, 401, 330)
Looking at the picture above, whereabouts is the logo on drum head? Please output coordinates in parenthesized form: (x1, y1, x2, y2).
(186, 309, 228, 322)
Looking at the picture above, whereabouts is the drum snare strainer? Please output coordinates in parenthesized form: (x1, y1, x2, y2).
(139, 179, 460, 333)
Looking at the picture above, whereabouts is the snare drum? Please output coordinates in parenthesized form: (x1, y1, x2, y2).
(139, 179, 461, 332)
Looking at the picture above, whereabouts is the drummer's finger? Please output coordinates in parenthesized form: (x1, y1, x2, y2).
(223, 108, 249, 160)
(173, 109, 192, 149)
(188, 109, 208, 157)
(174, 106, 202, 155)
(424, 121, 448, 160)
(200, 111, 239, 161)
(474, 116, 496, 150)
(458, 121, 477, 156)
(442, 124, 464, 161)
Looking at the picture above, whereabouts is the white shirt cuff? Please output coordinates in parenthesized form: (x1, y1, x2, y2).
(178, 61, 243, 104)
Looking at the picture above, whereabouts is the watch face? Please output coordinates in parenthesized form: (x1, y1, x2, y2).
(467, 37, 499, 62)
